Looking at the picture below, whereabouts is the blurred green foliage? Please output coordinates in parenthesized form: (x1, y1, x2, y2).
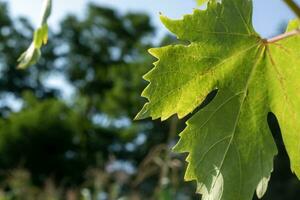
(0, 1, 195, 199)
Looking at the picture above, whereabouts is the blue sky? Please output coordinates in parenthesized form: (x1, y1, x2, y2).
(5, 0, 300, 38)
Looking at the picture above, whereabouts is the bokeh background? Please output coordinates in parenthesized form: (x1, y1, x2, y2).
(0, 0, 299, 199)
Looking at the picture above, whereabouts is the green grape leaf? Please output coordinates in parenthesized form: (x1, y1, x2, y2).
(136, 0, 300, 199)
(18, 0, 51, 69)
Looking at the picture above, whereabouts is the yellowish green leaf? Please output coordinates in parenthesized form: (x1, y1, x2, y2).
(136, 0, 300, 199)
(18, 0, 51, 69)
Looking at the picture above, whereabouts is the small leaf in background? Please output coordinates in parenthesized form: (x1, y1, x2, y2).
(17, 44, 41, 69)
(18, 0, 51, 69)
(34, 24, 48, 48)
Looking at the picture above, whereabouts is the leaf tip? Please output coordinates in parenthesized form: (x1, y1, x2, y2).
(134, 104, 150, 120)
(159, 14, 174, 30)
(148, 48, 160, 58)
(256, 176, 271, 199)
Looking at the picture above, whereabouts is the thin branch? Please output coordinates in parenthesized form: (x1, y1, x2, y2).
(283, 0, 300, 19)
(267, 29, 300, 43)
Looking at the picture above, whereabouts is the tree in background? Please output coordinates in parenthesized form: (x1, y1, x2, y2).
(0, 2, 195, 199)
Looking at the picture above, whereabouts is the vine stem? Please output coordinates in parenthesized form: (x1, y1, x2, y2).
(283, 0, 300, 19)
(267, 29, 300, 43)
(266, 0, 300, 43)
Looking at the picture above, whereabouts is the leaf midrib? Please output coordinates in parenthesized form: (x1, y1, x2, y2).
(208, 44, 265, 198)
